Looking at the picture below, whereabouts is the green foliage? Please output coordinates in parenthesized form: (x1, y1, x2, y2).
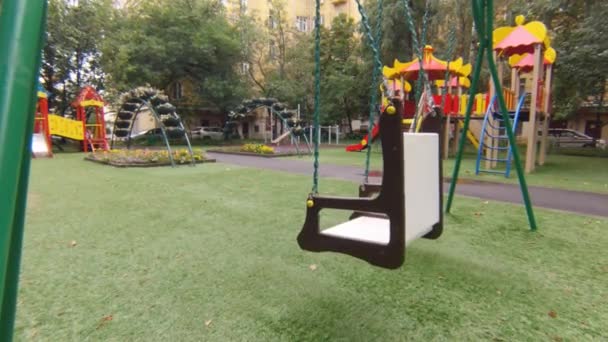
(507, 0, 608, 119)
(101, 0, 246, 112)
(42, 0, 113, 114)
(318, 14, 368, 130)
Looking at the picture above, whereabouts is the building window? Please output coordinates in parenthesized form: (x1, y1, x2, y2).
(173, 81, 183, 100)
(254, 125, 260, 133)
(314, 15, 324, 27)
(269, 40, 278, 59)
(268, 10, 278, 29)
(240, 62, 250, 75)
(296, 16, 309, 32)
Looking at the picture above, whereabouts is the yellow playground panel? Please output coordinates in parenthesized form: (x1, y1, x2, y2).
(48, 114, 84, 141)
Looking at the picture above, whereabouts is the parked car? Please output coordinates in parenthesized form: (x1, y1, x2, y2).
(544, 128, 606, 149)
(191, 126, 224, 140)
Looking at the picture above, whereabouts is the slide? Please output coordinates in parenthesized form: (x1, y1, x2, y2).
(458, 120, 481, 150)
(271, 130, 292, 144)
(31, 133, 51, 158)
(346, 124, 380, 152)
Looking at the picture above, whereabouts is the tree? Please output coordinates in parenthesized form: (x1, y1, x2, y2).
(101, 0, 246, 113)
(511, 0, 608, 130)
(318, 14, 368, 132)
(41, 0, 112, 114)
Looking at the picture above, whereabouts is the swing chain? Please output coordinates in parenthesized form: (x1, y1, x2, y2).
(401, 0, 435, 116)
(440, 28, 457, 111)
(311, 0, 322, 194)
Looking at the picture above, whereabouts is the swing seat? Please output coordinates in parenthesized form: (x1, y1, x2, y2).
(298, 98, 444, 269)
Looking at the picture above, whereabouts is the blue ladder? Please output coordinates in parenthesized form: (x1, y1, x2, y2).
(475, 93, 526, 178)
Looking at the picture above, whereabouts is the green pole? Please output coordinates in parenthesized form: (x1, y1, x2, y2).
(483, 0, 537, 230)
(0, 0, 48, 340)
(445, 0, 487, 212)
(445, 37, 485, 213)
(446, 0, 537, 231)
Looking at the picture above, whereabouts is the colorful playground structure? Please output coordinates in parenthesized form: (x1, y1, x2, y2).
(348, 15, 556, 176)
(228, 98, 312, 155)
(32, 85, 109, 157)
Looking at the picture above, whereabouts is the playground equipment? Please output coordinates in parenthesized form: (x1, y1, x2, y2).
(447, 1, 538, 232)
(227, 98, 312, 155)
(298, 0, 444, 269)
(72, 86, 109, 152)
(31, 85, 109, 158)
(32, 85, 51, 157)
(488, 15, 556, 173)
(111, 87, 195, 167)
(475, 93, 526, 177)
(346, 79, 409, 152)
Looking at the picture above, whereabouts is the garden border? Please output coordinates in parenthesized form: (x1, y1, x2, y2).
(84, 156, 216, 168)
(207, 149, 309, 158)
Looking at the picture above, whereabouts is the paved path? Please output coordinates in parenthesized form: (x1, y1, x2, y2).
(208, 152, 608, 218)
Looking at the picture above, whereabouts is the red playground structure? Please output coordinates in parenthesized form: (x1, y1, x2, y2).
(72, 86, 109, 152)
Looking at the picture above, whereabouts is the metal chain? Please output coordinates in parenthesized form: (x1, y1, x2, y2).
(354, 0, 384, 184)
(363, 0, 384, 183)
(401, 0, 435, 118)
(440, 28, 457, 111)
(311, 0, 322, 194)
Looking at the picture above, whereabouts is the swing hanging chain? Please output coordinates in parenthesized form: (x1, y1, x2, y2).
(401, 0, 435, 117)
(311, 0, 322, 194)
(354, 0, 384, 184)
(364, 0, 385, 183)
(440, 28, 458, 111)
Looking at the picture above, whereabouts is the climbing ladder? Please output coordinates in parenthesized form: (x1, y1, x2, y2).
(475, 93, 526, 177)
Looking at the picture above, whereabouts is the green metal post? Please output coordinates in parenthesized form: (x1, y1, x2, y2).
(483, 0, 537, 230)
(446, 0, 487, 212)
(446, 0, 537, 231)
(445, 17, 486, 212)
(0, 0, 49, 340)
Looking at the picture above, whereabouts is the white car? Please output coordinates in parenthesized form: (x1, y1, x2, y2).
(191, 127, 224, 140)
(544, 129, 606, 149)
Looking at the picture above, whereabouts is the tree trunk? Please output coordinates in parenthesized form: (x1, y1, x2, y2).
(594, 80, 605, 143)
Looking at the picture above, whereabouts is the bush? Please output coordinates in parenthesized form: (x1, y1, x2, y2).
(240, 143, 275, 154)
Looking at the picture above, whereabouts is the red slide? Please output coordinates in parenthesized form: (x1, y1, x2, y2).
(346, 124, 380, 152)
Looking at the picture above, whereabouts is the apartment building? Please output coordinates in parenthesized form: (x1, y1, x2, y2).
(224, 0, 362, 32)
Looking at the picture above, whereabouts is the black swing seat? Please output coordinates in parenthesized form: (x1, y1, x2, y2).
(297, 98, 444, 269)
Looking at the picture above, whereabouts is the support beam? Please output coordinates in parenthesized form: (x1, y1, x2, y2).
(538, 64, 553, 165)
(525, 44, 543, 173)
(0, 1, 48, 340)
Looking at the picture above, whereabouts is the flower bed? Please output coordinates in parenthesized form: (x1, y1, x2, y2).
(240, 143, 275, 154)
(208, 143, 308, 158)
(85, 149, 215, 167)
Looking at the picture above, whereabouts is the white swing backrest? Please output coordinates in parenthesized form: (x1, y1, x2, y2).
(403, 133, 440, 243)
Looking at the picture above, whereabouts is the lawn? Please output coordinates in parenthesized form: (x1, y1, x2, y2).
(15, 154, 608, 340)
(288, 145, 608, 194)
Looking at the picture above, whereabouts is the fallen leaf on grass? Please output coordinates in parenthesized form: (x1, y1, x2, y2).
(483, 201, 489, 205)
(474, 212, 483, 217)
(548, 310, 557, 318)
(309, 264, 317, 271)
(496, 290, 502, 295)
(96, 315, 113, 330)
(69, 240, 77, 247)
(205, 320, 212, 327)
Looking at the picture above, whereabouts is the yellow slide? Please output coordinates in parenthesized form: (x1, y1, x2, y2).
(458, 120, 480, 149)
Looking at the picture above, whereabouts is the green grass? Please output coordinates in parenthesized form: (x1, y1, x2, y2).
(15, 154, 608, 340)
(288, 146, 608, 194)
